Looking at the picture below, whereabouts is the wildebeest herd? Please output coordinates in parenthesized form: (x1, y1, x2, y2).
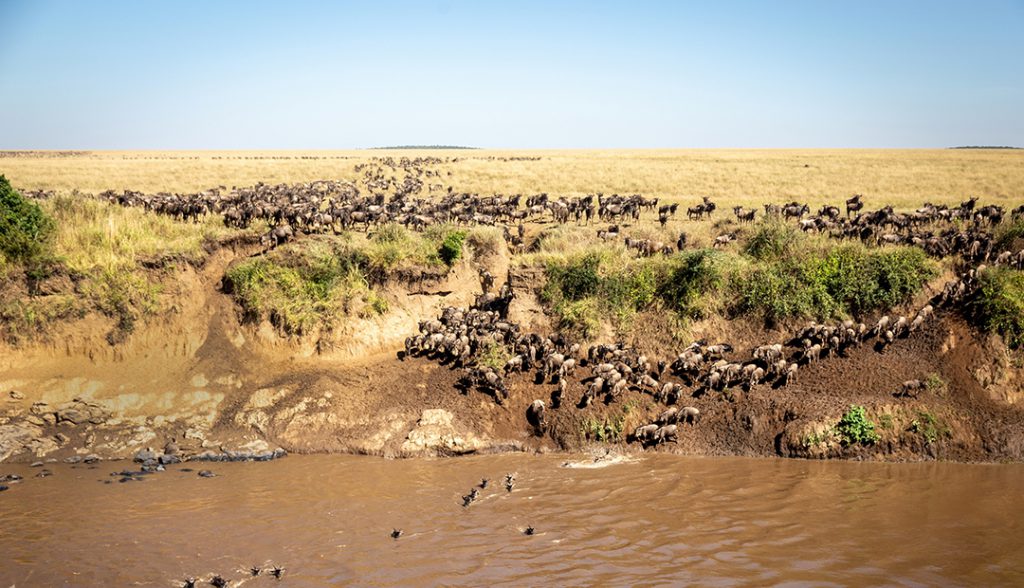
(78, 160, 1023, 448)
(391, 191, 1020, 448)
(402, 264, 955, 448)
(400, 190, 1017, 449)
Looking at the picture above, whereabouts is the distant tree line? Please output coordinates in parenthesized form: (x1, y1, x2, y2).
(950, 146, 1021, 149)
(368, 145, 480, 150)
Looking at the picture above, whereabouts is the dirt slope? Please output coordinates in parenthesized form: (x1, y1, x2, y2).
(1, 242, 1022, 464)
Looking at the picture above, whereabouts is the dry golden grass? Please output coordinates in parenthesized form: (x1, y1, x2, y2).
(3, 149, 1022, 212)
(2, 150, 1018, 344)
(41, 194, 245, 273)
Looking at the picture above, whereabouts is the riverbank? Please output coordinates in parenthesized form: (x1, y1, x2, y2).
(1, 235, 1021, 464)
(1, 152, 1023, 464)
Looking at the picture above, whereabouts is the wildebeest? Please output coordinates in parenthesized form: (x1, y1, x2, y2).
(733, 206, 756, 223)
(526, 400, 546, 434)
(897, 379, 926, 398)
(633, 424, 659, 444)
(846, 194, 864, 217)
(653, 424, 678, 444)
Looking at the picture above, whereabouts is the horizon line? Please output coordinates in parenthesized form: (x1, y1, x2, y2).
(1, 146, 1021, 152)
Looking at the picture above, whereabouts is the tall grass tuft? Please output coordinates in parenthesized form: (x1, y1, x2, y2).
(43, 193, 237, 273)
(225, 242, 374, 335)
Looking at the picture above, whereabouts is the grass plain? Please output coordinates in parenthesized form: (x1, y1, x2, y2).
(1, 148, 1021, 345)
(2, 149, 1022, 210)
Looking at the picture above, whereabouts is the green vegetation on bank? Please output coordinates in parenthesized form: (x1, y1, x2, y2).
(226, 242, 379, 335)
(45, 193, 234, 273)
(836, 405, 881, 446)
(476, 339, 512, 371)
(0, 175, 55, 270)
(970, 267, 1024, 348)
(541, 221, 937, 339)
(542, 249, 652, 338)
(438, 230, 466, 266)
(910, 410, 951, 444)
(1, 180, 486, 343)
(994, 219, 1024, 253)
(736, 228, 936, 321)
(225, 224, 475, 335)
(0, 183, 233, 343)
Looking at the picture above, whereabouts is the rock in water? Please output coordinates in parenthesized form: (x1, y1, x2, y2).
(133, 448, 157, 463)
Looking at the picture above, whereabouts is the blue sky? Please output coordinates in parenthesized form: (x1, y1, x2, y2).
(0, 1, 1021, 148)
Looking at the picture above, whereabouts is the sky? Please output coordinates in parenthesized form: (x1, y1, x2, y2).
(0, 0, 1021, 149)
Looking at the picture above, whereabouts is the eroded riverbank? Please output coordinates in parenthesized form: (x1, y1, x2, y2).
(2, 183, 1022, 465)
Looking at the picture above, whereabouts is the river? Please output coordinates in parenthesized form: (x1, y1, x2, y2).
(1, 453, 1022, 586)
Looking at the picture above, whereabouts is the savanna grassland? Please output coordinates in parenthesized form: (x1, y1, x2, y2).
(1, 148, 1023, 467)
(7, 148, 1021, 344)
(4, 148, 1023, 206)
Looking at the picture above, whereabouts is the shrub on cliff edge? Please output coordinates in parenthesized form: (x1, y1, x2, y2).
(0, 175, 55, 266)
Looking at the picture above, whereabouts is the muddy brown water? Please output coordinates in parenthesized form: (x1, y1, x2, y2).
(1, 454, 1022, 587)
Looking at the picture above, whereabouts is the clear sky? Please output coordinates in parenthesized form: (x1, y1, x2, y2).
(1, 0, 1021, 149)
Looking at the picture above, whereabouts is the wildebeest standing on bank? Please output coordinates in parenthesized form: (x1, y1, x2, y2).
(526, 400, 546, 435)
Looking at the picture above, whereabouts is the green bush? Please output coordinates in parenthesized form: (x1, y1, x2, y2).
(580, 414, 626, 442)
(438, 230, 466, 266)
(543, 251, 680, 337)
(657, 249, 730, 318)
(539, 223, 936, 335)
(910, 411, 950, 444)
(994, 219, 1024, 252)
(544, 252, 601, 302)
(836, 405, 880, 446)
(734, 241, 936, 321)
(970, 267, 1024, 348)
(225, 244, 378, 334)
(477, 339, 512, 371)
(0, 175, 55, 265)
(602, 261, 659, 321)
(736, 261, 832, 320)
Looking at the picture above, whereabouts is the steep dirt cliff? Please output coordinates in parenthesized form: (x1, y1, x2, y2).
(1, 240, 1022, 464)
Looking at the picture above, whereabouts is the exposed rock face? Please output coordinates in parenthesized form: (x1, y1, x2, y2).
(55, 399, 111, 426)
(0, 423, 50, 462)
(778, 419, 841, 459)
(401, 409, 484, 456)
(194, 438, 287, 462)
